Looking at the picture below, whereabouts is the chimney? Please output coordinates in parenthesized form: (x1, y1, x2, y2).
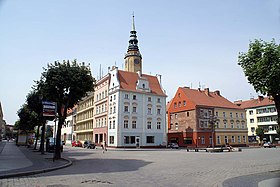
(214, 90, 220, 96)
(258, 96, 264, 102)
(204, 88, 210, 96)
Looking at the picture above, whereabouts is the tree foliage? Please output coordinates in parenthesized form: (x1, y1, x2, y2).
(37, 59, 95, 159)
(17, 104, 38, 132)
(255, 127, 265, 141)
(238, 39, 280, 124)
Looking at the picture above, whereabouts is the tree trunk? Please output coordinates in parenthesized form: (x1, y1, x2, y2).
(40, 123, 46, 154)
(54, 118, 64, 159)
(34, 125, 40, 150)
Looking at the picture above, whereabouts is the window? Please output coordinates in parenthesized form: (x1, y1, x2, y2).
(130, 136, 136, 144)
(243, 136, 246, 143)
(157, 109, 161, 115)
(184, 137, 192, 144)
(102, 92, 104, 99)
(157, 122, 161, 129)
(230, 112, 233, 118)
(105, 90, 107, 97)
(187, 112, 189, 117)
(241, 113, 244, 119)
(124, 106, 129, 113)
(132, 121, 137, 129)
(216, 111, 219, 116)
(125, 94, 129, 99)
(114, 95, 116, 100)
(175, 114, 178, 119)
(217, 136, 221, 144)
(178, 102, 181, 107)
(147, 122, 152, 129)
(113, 106, 116, 113)
(132, 106, 136, 113)
(209, 136, 213, 145)
(133, 95, 137, 100)
(142, 84, 145, 88)
(174, 103, 177, 108)
(148, 108, 152, 115)
(175, 123, 179, 130)
(148, 97, 152, 102)
(157, 98, 161, 103)
(183, 101, 186, 106)
(146, 136, 154, 144)
(236, 122, 240, 128)
(124, 136, 129, 144)
(225, 136, 228, 144)
(109, 136, 114, 144)
(238, 136, 241, 143)
(201, 136, 205, 144)
(110, 96, 112, 102)
(231, 123, 234, 128)
(232, 136, 235, 143)
(113, 120, 115, 129)
(223, 112, 226, 118)
(110, 107, 112, 114)
(250, 119, 254, 123)
(249, 110, 253, 115)
(241, 122, 245, 129)
(224, 122, 227, 128)
(236, 113, 238, 118)
(124, 120, 128, 128)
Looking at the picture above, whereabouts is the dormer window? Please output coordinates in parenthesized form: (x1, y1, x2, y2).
(143, 84, 145, 88)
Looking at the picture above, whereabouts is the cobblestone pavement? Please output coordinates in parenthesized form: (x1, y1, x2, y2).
(1, 147, 279, 187)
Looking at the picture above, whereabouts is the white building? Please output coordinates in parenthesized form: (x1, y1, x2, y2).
(61, 107, 76, 145)
(108, 68, 167, 147)
(237, 96, 279, 143)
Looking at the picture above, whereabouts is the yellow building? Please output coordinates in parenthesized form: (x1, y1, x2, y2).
(214, 108, 248, 146)
(75, 92, 94, 142)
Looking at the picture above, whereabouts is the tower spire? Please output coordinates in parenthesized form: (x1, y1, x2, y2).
(132, 12, 135, 31)
(124, 14, 142, 74)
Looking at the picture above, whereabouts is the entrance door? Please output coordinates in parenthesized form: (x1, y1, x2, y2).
(136, 136, 140, 148)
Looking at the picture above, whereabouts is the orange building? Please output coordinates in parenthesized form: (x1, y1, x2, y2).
(167, 87, 248, 148)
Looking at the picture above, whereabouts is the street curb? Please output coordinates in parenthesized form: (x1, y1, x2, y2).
(0, 157, 72, 179)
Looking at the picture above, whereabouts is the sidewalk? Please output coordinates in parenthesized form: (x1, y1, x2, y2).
(0, 141, 72, 179)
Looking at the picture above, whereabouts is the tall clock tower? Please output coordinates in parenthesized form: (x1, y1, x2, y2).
(124, 15, 142, 74)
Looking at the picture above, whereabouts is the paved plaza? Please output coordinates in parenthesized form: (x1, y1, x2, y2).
(1, 143, 280, 187)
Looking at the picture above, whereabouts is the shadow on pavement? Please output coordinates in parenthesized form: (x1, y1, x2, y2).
(39, 157, 152, 176)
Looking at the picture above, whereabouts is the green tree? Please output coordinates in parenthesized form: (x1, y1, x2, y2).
(17, 104, 38, 145)
(238, 39, 280, 125)
(255, 127, 265, 142)
(26, 90, 47, 152)
(37, 60, 95, 159)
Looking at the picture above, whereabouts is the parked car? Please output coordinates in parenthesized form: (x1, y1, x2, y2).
(46, 137, 63, 152)
(72, 140, 82, 147)
(263, 142, 276, 148)
(167, 143, 179, 149)
(83, 140, 96, 149)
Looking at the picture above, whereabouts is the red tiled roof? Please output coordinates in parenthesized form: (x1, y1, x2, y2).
(237, 97, 275, 109)
(118, 70, 166, 96)
(180, 87, 241, 109)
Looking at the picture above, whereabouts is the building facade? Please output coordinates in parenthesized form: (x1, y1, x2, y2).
(75, 92, 94, 142)
(93, 74, 110, 146)
(237, 96, 279, 143)
(0, 102, 6, 140)
(167, 87, 248, 148)
(61, 107, 76, 145)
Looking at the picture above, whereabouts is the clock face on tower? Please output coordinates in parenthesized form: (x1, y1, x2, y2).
(134, 59, 140, 64)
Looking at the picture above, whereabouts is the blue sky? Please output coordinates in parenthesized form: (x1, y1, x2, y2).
(0, 0, 279, 124)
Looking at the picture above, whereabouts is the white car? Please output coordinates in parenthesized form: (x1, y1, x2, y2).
(263, 142, 276, 148)
(168, 143, 179, 149)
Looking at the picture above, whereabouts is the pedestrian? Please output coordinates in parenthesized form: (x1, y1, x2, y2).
(102, 141, 107, 153)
